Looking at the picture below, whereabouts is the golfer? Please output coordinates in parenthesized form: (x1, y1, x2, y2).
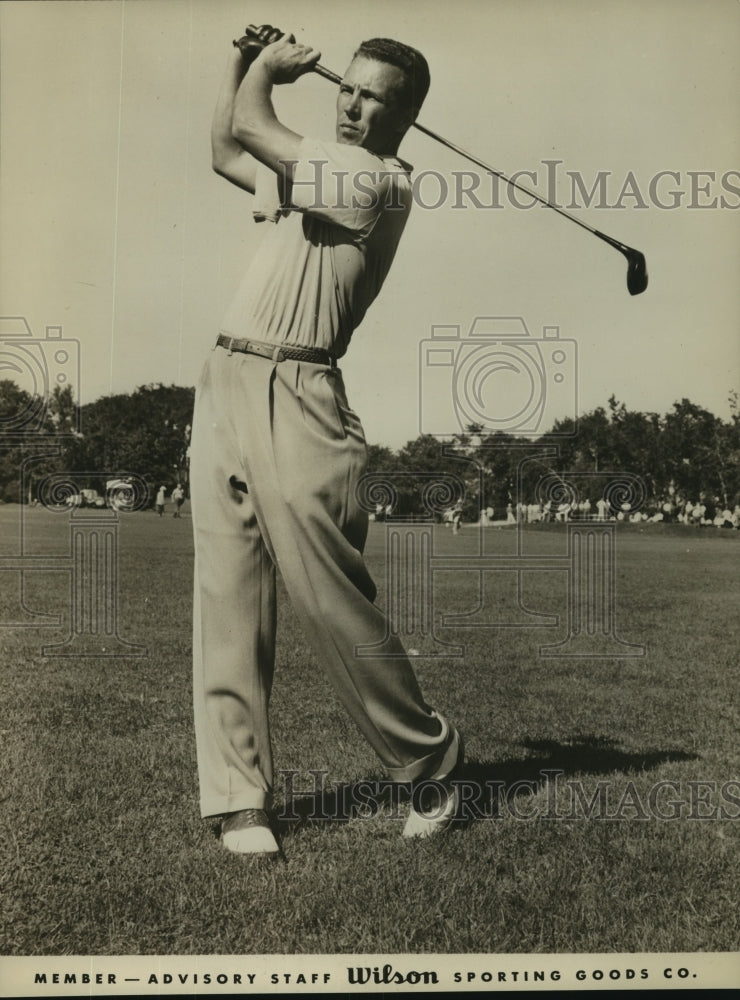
(190, 29, 461, 855)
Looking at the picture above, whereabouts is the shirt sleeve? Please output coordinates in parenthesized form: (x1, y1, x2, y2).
(286, 138, 403, 236)
(252, 164, 283, 223)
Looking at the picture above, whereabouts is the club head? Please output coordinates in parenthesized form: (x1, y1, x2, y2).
(626, 250, 648, 296)
(594, 231, 648, 296)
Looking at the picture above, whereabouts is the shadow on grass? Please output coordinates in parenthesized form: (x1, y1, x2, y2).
(270, 734, 699, 837)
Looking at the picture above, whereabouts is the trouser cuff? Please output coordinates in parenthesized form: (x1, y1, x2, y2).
(385, 721, 461, 784)
(200, 789, 270, 820)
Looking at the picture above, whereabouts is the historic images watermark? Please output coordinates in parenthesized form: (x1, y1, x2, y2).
(0, 315, 147, 657)
(353, 315, 646, 660)
(280, 158, 740, 212)
(273, 768, 740, 823)
(0, 316, 80, 436)
(419, 316, 577, 438)
(355, 464, 647, 660)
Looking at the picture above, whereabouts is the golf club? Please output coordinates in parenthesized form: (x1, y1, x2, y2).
(241, 26, 648, 296)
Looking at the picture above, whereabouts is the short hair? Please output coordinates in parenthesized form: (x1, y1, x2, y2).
(354, 38, 430, 116)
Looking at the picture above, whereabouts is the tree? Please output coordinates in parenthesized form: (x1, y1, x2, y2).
(0, 380, 32, 501)
(717, 391, 740, 507)
(364, 443, 398, 478)
(661, 398, 726, 504)
(73, 384, 195, 497)
(391, 435, 477, 518)
(604, 397, 663, 497)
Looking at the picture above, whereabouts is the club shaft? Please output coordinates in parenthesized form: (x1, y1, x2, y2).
(314, 62, 631, 258)
(412, 122, 613, 246)
(314, 64, 342, 85)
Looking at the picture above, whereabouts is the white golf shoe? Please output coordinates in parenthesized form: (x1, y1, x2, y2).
(221, 808, 279, 855)
(402, 730, 464, 838)
(402, 781, 461, 838)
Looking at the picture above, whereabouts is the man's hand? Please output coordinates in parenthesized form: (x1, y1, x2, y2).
(232, 24, 285, 70)
(229, 33, 320, 183)
(250, 35, 322, 84)
(211, 26, 319, 195)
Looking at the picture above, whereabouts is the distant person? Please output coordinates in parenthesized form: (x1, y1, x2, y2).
(172, 483, 185, 518)
(451, 499, 463, 534)
(556, 501, 571, 523)
(155, 485, 166, 517)
(717, 507, 734, 528)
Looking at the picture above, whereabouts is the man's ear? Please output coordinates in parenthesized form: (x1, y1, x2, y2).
(395, 107, 416, 135)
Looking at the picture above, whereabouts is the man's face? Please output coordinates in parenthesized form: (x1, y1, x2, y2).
(335, 56, 412, 155)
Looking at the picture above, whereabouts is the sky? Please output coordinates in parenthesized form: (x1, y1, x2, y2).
(1, 0, 739, 449)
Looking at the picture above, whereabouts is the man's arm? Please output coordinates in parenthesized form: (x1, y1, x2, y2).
(211, 48, 259, 193)
(231, 37, 321, 186)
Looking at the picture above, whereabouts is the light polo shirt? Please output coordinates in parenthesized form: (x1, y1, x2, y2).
(220, 138, 413, 358)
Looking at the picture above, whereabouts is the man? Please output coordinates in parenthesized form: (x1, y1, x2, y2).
(451, 499, 463, 534)
(155, 484, 166, 517)
(171, 483, 185, 518)
(190, 28, 461, 856)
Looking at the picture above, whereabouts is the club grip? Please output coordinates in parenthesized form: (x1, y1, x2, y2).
(244, 25, 341, 85)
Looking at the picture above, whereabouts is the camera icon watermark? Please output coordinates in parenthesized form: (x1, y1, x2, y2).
(419, 316, 577, 438)
(0, 314, 147, 657)
(358, 455, 646, 660)
(0, 459, 149, 657)
(0, 316, 80, 437)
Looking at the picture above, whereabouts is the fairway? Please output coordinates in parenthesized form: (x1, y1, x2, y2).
(1, 505, 738, 956)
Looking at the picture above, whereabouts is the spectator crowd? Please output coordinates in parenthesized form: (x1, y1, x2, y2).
(476, 496, 740, 529)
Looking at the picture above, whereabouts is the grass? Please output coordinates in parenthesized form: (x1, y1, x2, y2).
(0, 506, 738, 955)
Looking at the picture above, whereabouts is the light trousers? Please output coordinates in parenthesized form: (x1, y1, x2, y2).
(190, 344, 457, 818)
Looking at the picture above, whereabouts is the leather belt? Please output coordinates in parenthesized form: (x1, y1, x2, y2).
(215, 333, 337, 368)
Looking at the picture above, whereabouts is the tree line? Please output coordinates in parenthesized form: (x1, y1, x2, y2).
(364, 394, 740, 521)
(0, 381, 193, 504)
(1, 380, 738, 516)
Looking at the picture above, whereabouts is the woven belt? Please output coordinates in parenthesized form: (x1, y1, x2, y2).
(215, 333, 337, 368)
